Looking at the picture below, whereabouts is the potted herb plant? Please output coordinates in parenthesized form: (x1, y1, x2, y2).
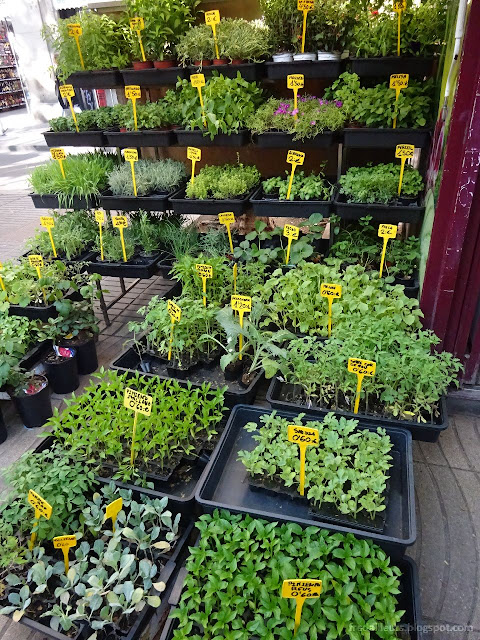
(176, 23, 214, 67)
(7, 367, 53, 429)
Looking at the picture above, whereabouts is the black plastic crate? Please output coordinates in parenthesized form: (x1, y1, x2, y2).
(169, 187, 255, 215)
(192, 62, 265, 82)
(250, 186, 334, 217)
(175, 129, 249, 147)
(350, 56, 435, 78)
(334, 191, 425, 223)
(43, 130, 107, 147)
(67, 69, 124, 88)
(29, 193, 97, 210)
(253, 130, 339, 147)
(86, 251, 172, 279)
(265, 59, 343, 79)
(98, 190, 174, 212)
(343, 127, 431, 148)
(104, 129, 175, 148)
(121, 66, 188, 85)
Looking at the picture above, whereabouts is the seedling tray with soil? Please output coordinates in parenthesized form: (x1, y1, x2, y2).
(174, 129, 249, 146)
(121, 66, 188, 86)
(98, 190, 175, 212)
(343, 127, 431, 148)
(250, 185, 334, 216)
(86, 251, 177, 279)
(104, 129, 175, 147)
(266, 376, 448, 442)
(193, 62, 264, 82)
(67, 69, 124, 89)
(334, 191, 425, 223)
(43, 130, 108, 147)
(253, 130, 339, 148)
(350, 56, 435, 78)
(29, 194, 98, 210)
(169, 187, 256, 215)
(265, 59, 343, 79)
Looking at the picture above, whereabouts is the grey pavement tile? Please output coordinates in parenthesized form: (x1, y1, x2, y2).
(454, 415, 480, 472)
(437, 417, 473, 470)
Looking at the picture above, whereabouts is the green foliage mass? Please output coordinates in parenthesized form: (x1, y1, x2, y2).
(108, 159, 186, 197)
(185, 163, 260, 199)
(338, 163, 424, 204)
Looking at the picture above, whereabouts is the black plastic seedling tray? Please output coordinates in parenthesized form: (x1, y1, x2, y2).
(99, 190, 174, 212)
(250, 186, 334, 216)
(193, 62, 265, 82)
(169, 187, 256, 215)
(121, 66, 188, 85)
(350, 56, 435, 78)
(67, 69, 124, 88)
(265, 59, 343, 79)
(19, 340, 51, 370)
(334, 192, 425, 223)
(175, 129, 249, 146)
(343, 127, 431, 148)
(253, 131, 339, 148)
(8, 301, 58, 321)
(29, 193, 97, 210)
(86, 251, 174, 279)
(43, 130, 107, 147)
(266, 376, 448, 442)
(104, 129, 175, 147)
(196, 405, 415, 556)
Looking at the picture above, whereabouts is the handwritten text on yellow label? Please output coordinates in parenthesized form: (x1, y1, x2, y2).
(112, 215, 128, 228)
(287, 150, 305, 165)
(59, 84, 75, 98)
(95, 210, 105, 224)
(348, 358, 376, 377)
(167, 300, 182, 323)
(282, 579, 322, 598)
(231, 295, 252, 312)
(67, 23, 82, 36)
(190, 73, 205, 88)
(287, 425, 319, 445)
(378, 224, 397, 239)
(50, 148, 66, 160)
(205, 9, 220, 24)
(283, 224, 299, 240)
(53, 535, 77, 549)
(124, 148, 138, 162)
(219, 212, 235, 225)
(125, 85, 141, 100)
(393, 0, 407, 11)
(395, 143, 415, 158)
(40, 216, 54, 228)
(389, 73, 409, 89)
(195, 263, 213, 279)
(29, 255, 44, 269)
(187, 147, 201, 162)
(129, 17, 144, 30)
(28, 490, 52, 519)
(124, 388, 153, 416)
(321, 283, 342, 298)
(287, 74, 304, 89)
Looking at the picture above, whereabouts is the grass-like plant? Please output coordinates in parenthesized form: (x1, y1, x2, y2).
(217, 18, 272, 61)
(108, 159, 186, 197)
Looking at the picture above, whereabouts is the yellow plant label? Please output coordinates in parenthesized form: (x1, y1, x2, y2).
(297, 0, 314, 10)
(59, 84, 75, 98)
(95, 210, 105, 224)
(348, 358, 376, 377)
(219, 212, 235, 225)
(378, 224, 397, 239)
(205, 9, 220, 25)
(130, 17, 144, 30)
(287, 425, 319, 445)
(321, 283, 342, 298)
(40, 216, 54, 229)
(283, 224, 300, 240)
(395, 143, 414, 158)
(112, 215, 128, 228)
(124, 148, 138, 162)
(105, 498, 123, 525)
(282, 579, 322, 598)
(190, 73, 206, 88)
(231, 295, 252, 312)
(196, 263, 213, 279)
(28, 490, 52, 520)
(0, 262, 2, 269)
(50, 148, 66, 160)
(53, 535, 77, 550)
(390, 73, 409, 89)
(124, 387, 153, 416)
(286, 150, 305, 166)
(125, 85, 141, 100)
(187, 147, 201, 162)
(393, 0, 407, 11)
(28, 255, 44, 269)
(67, 23, 82, 36)
(167, 300, 182, 323)
(287, 74, 304, 90)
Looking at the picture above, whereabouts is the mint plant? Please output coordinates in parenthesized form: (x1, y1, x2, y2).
(263, 170, 332, 201)
(338, 163, 424, 204)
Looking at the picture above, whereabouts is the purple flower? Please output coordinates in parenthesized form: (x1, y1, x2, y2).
(335, 100, 343, 107)
(318, 99, 325, 105)
(291, 108, 299, 116)
(311, 121, 316, 125)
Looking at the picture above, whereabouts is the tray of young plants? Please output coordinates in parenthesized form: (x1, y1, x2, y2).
(170, 163, 260, 215)
(159, 510, 424, 640)
(0, 442, 193, 640)
(250, 171, 334, 217)
(196, 404, 415, 552)
(103, 101, 178, 148)
(334, 163, 425, 223)
(44, 113, 108, 147)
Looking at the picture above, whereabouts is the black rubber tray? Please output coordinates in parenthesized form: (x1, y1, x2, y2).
(98, 190, 174, 212)
(193, 62, 265, 82)
(265, 59, 343, 79)
(67, 69, 124, 88)
(43, 130, 107, 147)
(121, 66, 188, 85)
(253, 130, 338, 147)
(169, 187, 255, 215)
(350, 56, 435, 78)
(8, 301, 58, 321)
(19, 340, 51, 370)
(174, 129, 249, 146)
(195, 405, 415, 556)
(334, 191, 425, 223)
(343, 127, 431, 148)
(29, 193, 97, 210)
(250, 186, 334, 216)
(104, 129, 175, 147)
(110, 346, 263, 409)
(86, 251, 173, 279)
(266, 376, 448, 442)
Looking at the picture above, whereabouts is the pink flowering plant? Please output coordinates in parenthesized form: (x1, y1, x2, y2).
(247, 95, 345, 141)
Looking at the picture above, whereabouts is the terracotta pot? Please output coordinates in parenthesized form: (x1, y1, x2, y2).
(154, 59, 177, 68)
(231, 58, 245, 65)
(213, 58, 228, 65)
(132, 60, 154, 70)
(193, 59, 212, 66)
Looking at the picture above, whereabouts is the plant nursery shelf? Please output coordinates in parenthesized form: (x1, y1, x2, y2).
(86, 251, 176, 279)
(334, 192, 425, 223)
(67, 69, 124, 88)
(169, 187, 256, 215)
(43, 130, 108, 147)
(29, 193, 97, 209)
(192, 62, 265, 82)
(250, 186, 334, 217)
(174, 129, 249, 146)
(350, 56, 435, 77)
(104, 129, 175, 147)
(99, 190, 175, 212)
(121, 66, 189, 86)
(265, 59, 343, 79)
(253, 130, 338, 147)
(343, 127, 431, 148)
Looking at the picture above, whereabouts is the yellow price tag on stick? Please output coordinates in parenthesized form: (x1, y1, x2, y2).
(50, 148, 66, 179)
(187, 147, 201, 185)
(0, 262, 5, 293)
(395, 143, 415, 196)
(219, 212, 235, 253)
(95, 210, 105, 261)
(167, 300, 181, 361)
(53, 535, 77, 574)
(283, 224, 299, 265)
(104, 497, 123, 532)
(29, 255, 46, 304)
(282, 578, 322, 636)
(196, 263, 213, 306)
(130, 17, 146, 62)
(286, 150, 305, 201)
(59, 84, 78, 132)
(348, 358, 376, 414)
(190, 74, 206, 127)
(125, 85, 141, 131)
(67, 23, 84, 69)
(233, 262, 238, 294)
(205, 10, 220, 60)
(124, 387, 153, 466)
(231, 295, 251, 360)
(320, 283, 342, 337)
(287, 74, 304, 120)
(40, 216, 57, 258)
(378, 224, 397, 278)
(393, 0, 407, 56)
(287, 425, 318, 497)
(390, 74, 408, 128)
(297, 0, 314, 54)
(112, 215, 129, 262)
(28, 489, 52, 549)
(123, 148, 138, 197)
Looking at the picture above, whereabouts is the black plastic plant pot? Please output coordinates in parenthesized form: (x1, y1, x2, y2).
(8, 301, 58, 322)
(121, 66, 188, 85)
(195, 62, 265, 82)
(0, 406, 7, 445)
(343, 128, 431, 148)
(29, 193, 97, 210)
(43, 130, 108, 147)
(195, 404, 415, 556)
(44, 350, 79, 394)
(266, 376, 448, 442)
(67, 69, 124, 88)
(265, 59, 343, 79)
(98, 190, 173, 212)
(12, 376, 52, 428)
(350, 56, 435, 78)
(175, 129, 249, 147)
(59, 335, 98, 375)
(250, 186, 334, 217)
(87, 253, 177, 280)
(394, 274, 420, 299)
(334, 192, 425, 223)
(104, 129, 175, 148)
(169, 187, 256, 215)
(254, 131, 339, 148)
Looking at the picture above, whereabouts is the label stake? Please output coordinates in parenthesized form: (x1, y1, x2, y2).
(125, 85, 141, 131)
(195, 263, 213, 306)
(297, 0, 314, 54)
(95, 210, 105, 261)
(282, 579, 322, 636)
(28, 489, 52, 549)
(395, 143, 414, 196)
(190, 74, 206, 127)
(287, 74, 304, 119)
(130, 17, 146, 62)
(104, 497, 122, 532)
(53, 535, 77, 574)
(40, 216, 57, 258)
(287, 425, 319, 496)
(112, 215, 128, 262)
(231, 295, 251, 360)
(124, 387, 153, 466)
(320, 283, 342, 337)
(219, 212, 235, 253)
(187, 147, 201, 185)
(67, 24, 84, 69)
(378, 224, 397, 278)
(59, 85, 78, 132)
(390, 73, 408, 128)
(283, 224, 299, 265)
(50, 148, 66, 179)
(393, 0, 407, 56)
(348, 358, 376, 414)
(286, 150, 305, 201)
(167, 300, 181, 361)
(205, 10, 220, 60)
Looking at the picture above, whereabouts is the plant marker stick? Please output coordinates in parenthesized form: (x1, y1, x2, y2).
(53, 535, 77, 575)
(283, 223, 299, 265)
(320, 283, 342, 337)
(190, 74, 206, 127)
(231, 295, 251, 360)
(40, 216, 57, 258)
(68, 24, 84, 69)
(123, 148, 139, 196)
(104, 497, 123, 532)
(187, 147, 201, 185)
(219, 211, 235, 253)
(287, 425, 319, 496)
(28, 490, 52, 550)
(297, 0, 314, 54)
(205, 10, 220, 60)
(130, 17, 146, 62)
(125, 85, 141, 131)
(389, 73, 408, 128)
(287, 74, 304, 119)
(195, 263, 213, 307)
(348, 358, 376, 414)
(395, 143, 414, 195)
(282, 579, 322, 636)
(393, 0, 406, 56)
(124, 387, 153, 466)
(29, 255, 46, 304)
(112, 215, 128, 262)
(286, 150, 305, 200)
(95, 210, 105, 261)
(378, 224, 397, 278)
(167, 300, 181, 361)
(233, 262, 238, 294)
(50, 147, 66, 179)
(59, 85, 78, 132)
(0, 262, 5, 293)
